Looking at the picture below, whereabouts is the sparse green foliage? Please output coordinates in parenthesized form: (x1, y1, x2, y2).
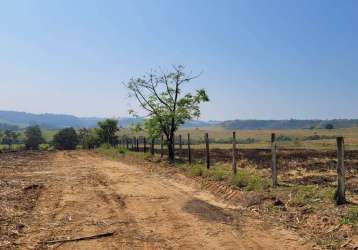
(24, 125, 44, 150)
(288, 185, 335, 206)
(53, 127, 79, 150)
(79, 128, 100, 149)
(1, 129, 20, 149)
(97, 119, 119, 146)
(127, 65, 209, 161)
(231, 170, 269, 191)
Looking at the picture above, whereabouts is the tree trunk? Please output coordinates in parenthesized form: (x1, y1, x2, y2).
(167, 137, 175, 162)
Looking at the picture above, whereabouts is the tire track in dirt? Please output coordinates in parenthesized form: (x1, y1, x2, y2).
(16, 151, 314, 249)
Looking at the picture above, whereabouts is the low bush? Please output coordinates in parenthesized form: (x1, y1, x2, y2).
(39, 144, 55, 151)
(203, 167, 229, 181)
(190, 165, 205, 176)
(231, 170, 269, 191)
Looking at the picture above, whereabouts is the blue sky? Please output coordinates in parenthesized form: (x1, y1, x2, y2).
(0, 0, 357, 120)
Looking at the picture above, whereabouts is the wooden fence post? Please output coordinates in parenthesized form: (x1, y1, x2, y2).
(179, 135, 182, 151)
(271, 133, 278, 187)
(188, 133, 192, 164)
(205, 133, 210, 169)
(136, 137, 139, 152)
(232, 131, 237, 175)
(336, 136, 346, 205)
(160, 135, 164, 158)
(151, 138, 155, 155)
(132, 137, 135, 150)
(143, 137, 147, 153)
(126, 138, 129, 149)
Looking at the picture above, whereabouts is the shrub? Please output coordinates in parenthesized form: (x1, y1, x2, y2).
(117, 147, 127, 154)
(24, 125, 44, 150)
(231, 171, 250, 188)
(190, 165, 205, 176)
(245, 175, 270, 191)
(52, 128, 79, 150)
(203, 167, 229, 181)
(79, 128, 100, 149)
(325, 124, 334, 129)
(231, 170, 269, 191)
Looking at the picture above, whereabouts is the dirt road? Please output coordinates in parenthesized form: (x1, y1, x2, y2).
(14, 151, 313, 249)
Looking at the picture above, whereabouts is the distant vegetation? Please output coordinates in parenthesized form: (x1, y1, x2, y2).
(24, 125, 44, 150)
(0, 122, 19, 131)
(1, 110, 358, 130)
(53, 128, 79, 150)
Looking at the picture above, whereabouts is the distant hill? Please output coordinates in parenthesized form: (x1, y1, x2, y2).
(0, 110, 357, 130)
(0, 110, 213, 129)
(0, 111, 143, 129)
(220, 119, 358, 130)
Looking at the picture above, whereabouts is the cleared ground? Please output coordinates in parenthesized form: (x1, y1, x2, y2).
(0, 151, 313, 249)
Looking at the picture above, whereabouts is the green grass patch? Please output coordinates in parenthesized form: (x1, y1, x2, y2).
(184, 163, 269, 191)
(288, 185, 335, 206)
(231, 170, 270, 191)
(39, 143, 55, 151)
(96, 144, 128, 158)
(342, 206, 358, 225)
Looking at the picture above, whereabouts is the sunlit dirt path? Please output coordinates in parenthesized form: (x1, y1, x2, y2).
(16, 151, 314, 249)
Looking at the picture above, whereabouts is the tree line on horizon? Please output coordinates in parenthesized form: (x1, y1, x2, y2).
(0, 118, 120, 151)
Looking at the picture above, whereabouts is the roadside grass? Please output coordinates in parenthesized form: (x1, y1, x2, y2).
(283, 185, 336, 206)
(96, 144, 128, 159)
(0, 144, 25, 151)
(177, 162, 270, 191)
(96, 144, 158, 161)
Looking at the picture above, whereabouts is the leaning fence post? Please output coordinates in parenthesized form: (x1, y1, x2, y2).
(232, 131, 237, 175)
(187, 133, 192, 164)
(205, 133, 210, 169)
(151, 138, 155, 155)
(160, 135, 164, 158)
(336, 136, 346, 205)
(271, 133, 278, 187)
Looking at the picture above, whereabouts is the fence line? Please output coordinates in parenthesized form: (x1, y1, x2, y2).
(121, 132, 347, 204)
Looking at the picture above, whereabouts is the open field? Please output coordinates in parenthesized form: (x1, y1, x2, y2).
(0, 150, 321, 250)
